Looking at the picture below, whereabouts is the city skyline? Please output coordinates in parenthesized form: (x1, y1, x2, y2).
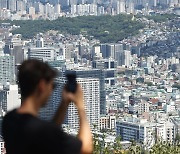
(0, 0, 179, 153)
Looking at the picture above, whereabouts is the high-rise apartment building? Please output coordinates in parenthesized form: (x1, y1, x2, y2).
(0, 84, 21, 112)
(0, 55, 15, 85)
(127, 1, 135, 14)
(40, 67, 106, 121)
(65, 69, 106, 114)
(8, 0, 17, 12)
(0, 0, 8, 9)
(92, 58, 117, 86)
(100, 43, 124, 59)
(67, 78, 100, 130)
(4, 34, 24, 75)
(117, 0, 126, 14)
(115, 50, 131, 67)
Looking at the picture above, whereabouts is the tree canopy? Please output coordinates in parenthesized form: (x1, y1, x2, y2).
(5, 15, 144, 43)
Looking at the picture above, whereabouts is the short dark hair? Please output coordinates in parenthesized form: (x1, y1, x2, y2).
(18, 59, 57, 100)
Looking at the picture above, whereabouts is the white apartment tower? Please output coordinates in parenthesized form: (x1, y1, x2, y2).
(7, 85, 21, 111)
(0, 55, 15, 85)
(117, 0, 126, 14)
(67, 78, 100, 130)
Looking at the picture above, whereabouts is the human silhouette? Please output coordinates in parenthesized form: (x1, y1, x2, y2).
(2, 59, 93, 154)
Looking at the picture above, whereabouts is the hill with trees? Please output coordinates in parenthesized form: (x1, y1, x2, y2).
(8, 15, 144, 43)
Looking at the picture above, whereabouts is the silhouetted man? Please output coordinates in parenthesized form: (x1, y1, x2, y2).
(2, 59, 93, 154)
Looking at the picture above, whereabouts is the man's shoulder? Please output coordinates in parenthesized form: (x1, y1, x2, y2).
(2, 109, 57, 133)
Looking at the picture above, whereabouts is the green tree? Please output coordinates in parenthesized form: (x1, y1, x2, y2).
(1, 14, 145, 43)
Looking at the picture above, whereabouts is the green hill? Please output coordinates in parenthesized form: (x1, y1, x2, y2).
(9, 15, 144, 43)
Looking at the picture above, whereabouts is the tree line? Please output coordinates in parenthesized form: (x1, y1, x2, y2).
(8, 14, 144, 43)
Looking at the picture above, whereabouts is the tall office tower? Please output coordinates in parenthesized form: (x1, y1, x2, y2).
(67, 78, 100, 130)
(97, 6, 105, 16)
(54, 3, 61, 14)
(0, 84, 21, 112)
(69, 0, 77, 5)
(100, 44, 116, 59)
(36, 34, 44, 48)
(71, 4, 77, 15)
(169, 0, 179, 7)
(101, 43, 125, 59)
(114, 44, 124, 65)
(59, 0, 69, 7)
(124, 50, 131, 68)
(114, 43, 124, 53)
(8, 0, 17, 12)
(63, 44, 73, 60)
(142, 0, 148, 7)
(115, 50, 124, 66)
(35, 2, 44, 15)
(92, 58, 117, 86)
(4, 35, 24, 76)
(107, 44, 115, 59)
(28, 47, 57, 61)
(77, 43, 87, 57)
(134, 0, 146, 8)
(127, 0, 135, 14)
(117, 0, 126, 14)
(16, 0, 26, 13)
(39, 60, 66, 120)
(100, 44, 108, 58)
(78, 0, 85, 4)
(92, 45, 102, 59)
(89, 3, 97, 15)
(44, 3, 55, 18)
(0, 55, 15, 85)
(39, 76, 64, 121)
(39, 68, 106, 121)
(26, 0, 33, 9)
(28, 6, 36, 15)
(49, 0, 60, 5)
(0, 0, 8, 9)
(148, 0, 157, 8)
(159, 0, 170, 6)
(134, 0, 142, 6)
(115, 50, 131, 67)
(76, 4, 91, 15)
(65, 69, 106, 114)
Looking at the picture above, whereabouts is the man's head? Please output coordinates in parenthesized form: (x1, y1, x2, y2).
(18, 59, 57, 106)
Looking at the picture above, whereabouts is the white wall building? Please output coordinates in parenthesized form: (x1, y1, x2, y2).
(28, 47, 57, 61)
(116, 117, 175, 148)
(117, 0, 126, 14)
(0, 84, 21, 112)
(7, 85, 21, 112)
(67, 78, 100, 130)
